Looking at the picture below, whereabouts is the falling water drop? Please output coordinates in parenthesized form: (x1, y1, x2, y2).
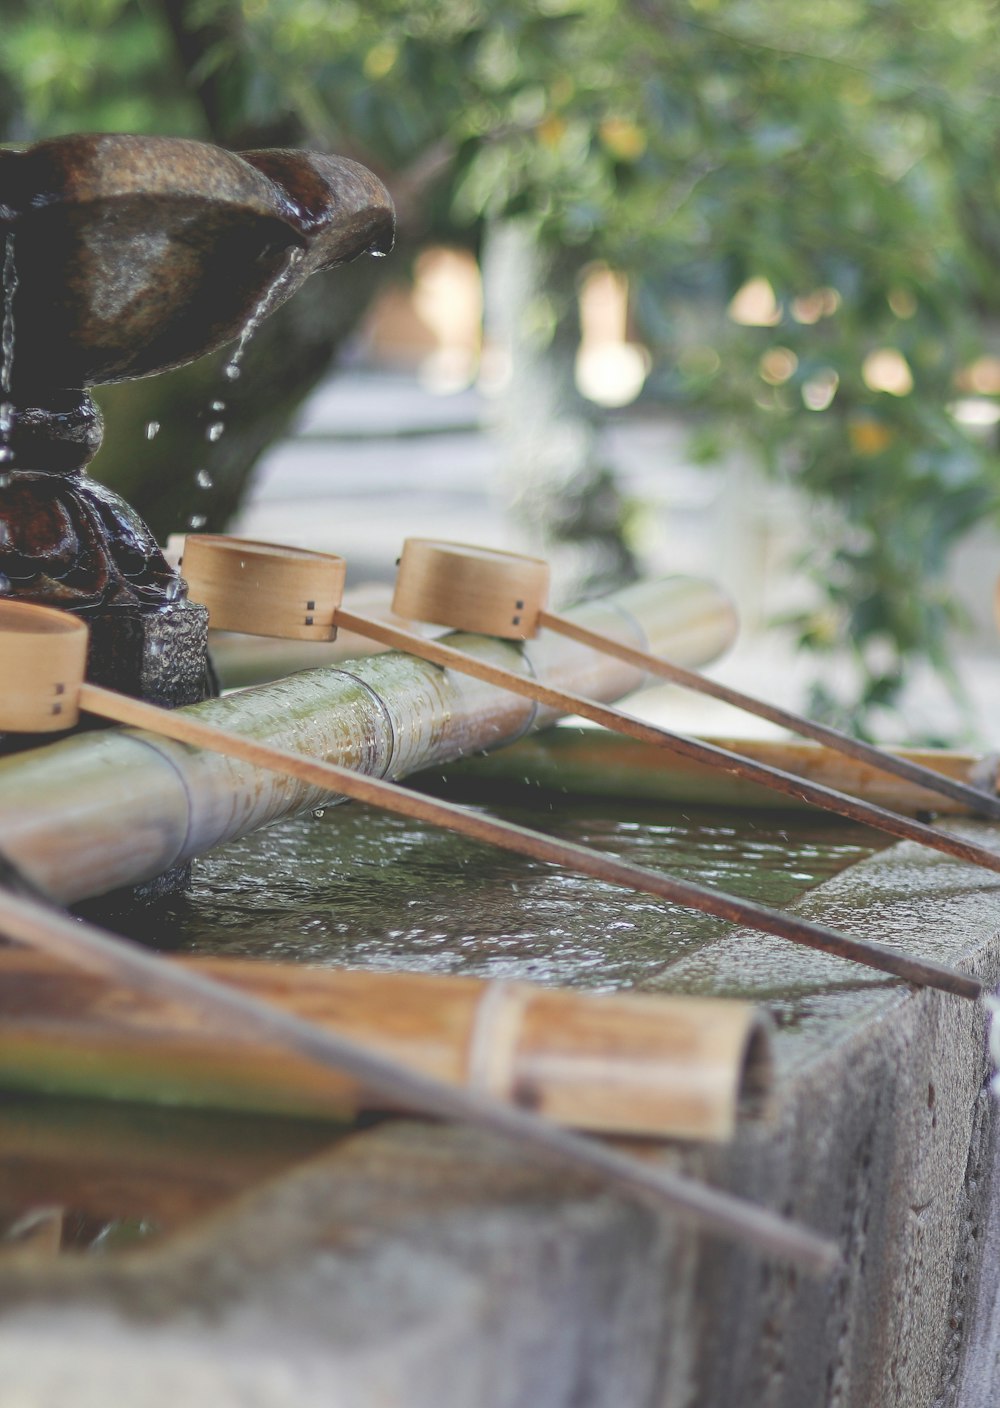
(312, 808, 326, 819)
(222, 246, 304, 384)
(210, 400, 226, 414)
(0, 573, 11, 595)
(188, 513, 207, 529)
(195, 469, 214, 490)
(0, 472, 10, 490)
(1, 234, 17, 397)
(0, 234, 16, 473)
(145, 420, 161, 440)
(205, 421, 225, 443)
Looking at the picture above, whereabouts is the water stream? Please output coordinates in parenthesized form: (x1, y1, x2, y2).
(0, 231, 16, 475)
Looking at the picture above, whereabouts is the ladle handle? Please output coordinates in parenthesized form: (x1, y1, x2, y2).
(77, 682, 981, 999)
(538, 609, 1000, 821)
(330, 611, 1000, 884)
(0, 887, 836, 1274)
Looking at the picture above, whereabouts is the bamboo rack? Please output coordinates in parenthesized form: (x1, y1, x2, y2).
(0, 952, 771, 1141)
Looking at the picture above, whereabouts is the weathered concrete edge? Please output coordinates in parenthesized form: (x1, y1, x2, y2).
(0, 830, 997, 1406)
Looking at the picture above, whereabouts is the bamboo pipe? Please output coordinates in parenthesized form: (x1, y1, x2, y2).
(0, 574, 732, 905)
(0, 951, 771, 1141)
(0, 600, 981, 996)
(395, 539, 1000, 820)
(453, 733, 995, 816)
(179, 535, 1000, 882)
(0, 886, 837, 1272)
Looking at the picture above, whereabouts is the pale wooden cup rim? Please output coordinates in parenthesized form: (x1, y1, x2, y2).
(0, 600, 89, 641)
(401, 538, 549, 571)
(183, 534, 347, 570)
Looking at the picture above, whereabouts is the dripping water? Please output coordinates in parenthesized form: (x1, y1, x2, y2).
(0, 232, 17, 474)
(222, 245, 305, 385)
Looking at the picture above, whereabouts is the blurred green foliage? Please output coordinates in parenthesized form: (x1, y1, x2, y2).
(4, 0, 1000, 733)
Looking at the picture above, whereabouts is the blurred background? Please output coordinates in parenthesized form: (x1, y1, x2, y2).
(5, 0, 1000, 742)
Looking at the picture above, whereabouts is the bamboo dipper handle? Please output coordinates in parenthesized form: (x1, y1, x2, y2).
(0, 885, 836, 1273)
(331, 610, 1000, 885)
(538, 610, 1000, 822)
(77, 682, 979, 999)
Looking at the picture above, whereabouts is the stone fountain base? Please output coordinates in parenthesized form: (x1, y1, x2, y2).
(86, 598, 210, 710)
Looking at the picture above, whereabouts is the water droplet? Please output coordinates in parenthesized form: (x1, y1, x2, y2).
(223, 361, 241, 382)
(195, 469, 214, 489)
(312, 807, 326, 819)
(188, 513, 207, 529)
(0, 472, 11, 490)
(210, 400, 226, 413)
(1, 236, 17, 402)
(145, 420, 161, 440)
(164, 577, 185, 602)
(205, 421, 225, 443)
(0, 573, 10, 595)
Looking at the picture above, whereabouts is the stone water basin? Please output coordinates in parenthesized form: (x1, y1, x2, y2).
(0, 744, 998, 1405)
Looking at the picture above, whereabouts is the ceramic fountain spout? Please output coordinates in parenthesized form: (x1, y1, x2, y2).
(0, 134, 394, 705)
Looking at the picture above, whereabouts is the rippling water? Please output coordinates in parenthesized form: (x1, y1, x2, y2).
(142, 796, 879, 992)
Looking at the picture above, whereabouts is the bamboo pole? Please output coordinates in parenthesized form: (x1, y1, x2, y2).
(0, 886, 838, 1272)
(0, 576, 735, 904)
(0, 951, 771, 1141)
(449, 733, 996, 816)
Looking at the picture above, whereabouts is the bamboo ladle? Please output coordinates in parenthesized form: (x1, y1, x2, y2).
(147, 534, 982, 998)
(0, 604, 842, 1268)
(395, 539, 1000, 820)
(181, 533, 1000, 887)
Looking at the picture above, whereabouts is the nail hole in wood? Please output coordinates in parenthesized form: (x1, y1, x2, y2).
(304, 616, 314, 626)
(306, 600, 316, 610)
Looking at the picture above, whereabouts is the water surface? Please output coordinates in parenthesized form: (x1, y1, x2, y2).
(150, 794, 881, 992)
